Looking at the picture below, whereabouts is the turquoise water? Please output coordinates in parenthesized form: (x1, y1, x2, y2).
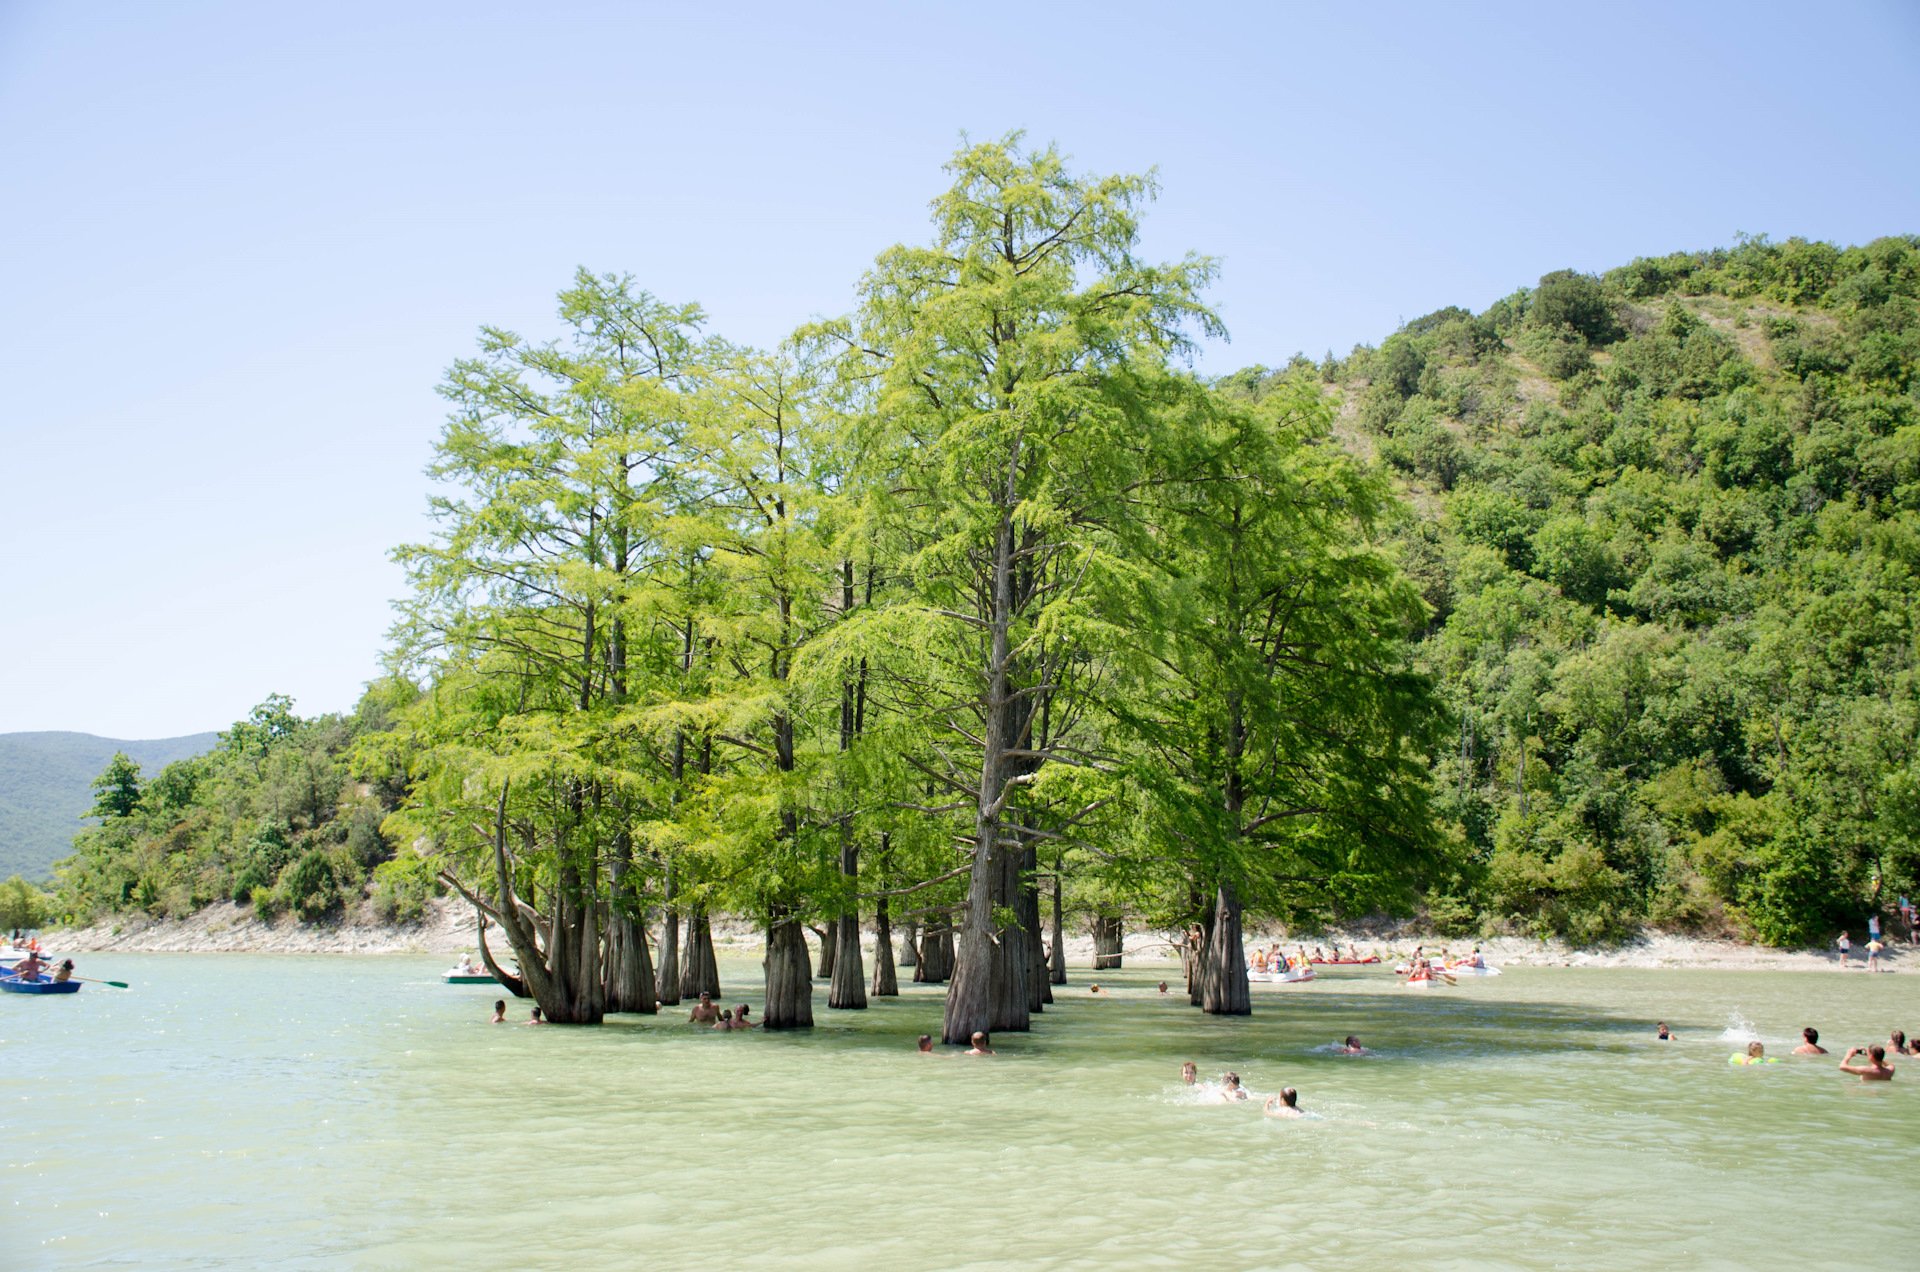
(3, 956, 1915, 1269)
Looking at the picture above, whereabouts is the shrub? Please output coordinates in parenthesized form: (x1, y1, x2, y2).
(276, 848, 341, 922)
(370, 854, 440, 924)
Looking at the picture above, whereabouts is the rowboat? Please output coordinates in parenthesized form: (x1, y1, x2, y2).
(0, 973, 81, 995)
(444, 972, 499, 985)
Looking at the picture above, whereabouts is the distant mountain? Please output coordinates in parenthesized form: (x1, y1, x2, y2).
(0, 731, 219, 882)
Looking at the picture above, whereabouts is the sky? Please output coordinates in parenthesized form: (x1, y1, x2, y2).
(2, 0, 1916, 739)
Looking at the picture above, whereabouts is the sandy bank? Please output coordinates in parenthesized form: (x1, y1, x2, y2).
(46, 900, 1910, 973)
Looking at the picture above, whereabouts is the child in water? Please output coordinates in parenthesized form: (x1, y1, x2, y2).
(1729, 1041, 1775, 1065)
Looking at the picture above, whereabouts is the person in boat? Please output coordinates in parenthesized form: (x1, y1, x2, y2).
(966, 1031, 994, 1055)
(52, 959, 74, 983)
(1263, 1087, 1303, 1118)
(491, 1000, 507, 1024)
(1794, 1027, 1826, 1054)
(1338, 1035, 1368, 1055)
(1218, 1072, 1249, 1102)
(916, 1034, 934, 1053)
(1455, 948, 1486, 970)
(525, 1007, 545, 1026)
(1311, 946, 1327, 962)
(13, 950, 46, 980)
(1181, 1061, 1198, 1085)
(1839, 1045, 1895, 1081)
(455, 952, 477, 975)
(1405, 959, 1433, 984)
(1250, 949, 1268, 974)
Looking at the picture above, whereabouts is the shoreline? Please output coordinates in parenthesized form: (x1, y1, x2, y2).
(43, 899, 1911, 973)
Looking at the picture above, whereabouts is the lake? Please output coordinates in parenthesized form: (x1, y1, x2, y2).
(4, 954, 1914, 1268)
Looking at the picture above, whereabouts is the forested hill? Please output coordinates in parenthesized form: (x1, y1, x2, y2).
(1242, 234, 1920, 944)
(0, 732, 218, 881)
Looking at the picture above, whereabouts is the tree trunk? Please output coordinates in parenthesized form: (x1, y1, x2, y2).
(763, 909, 814, 1029)
(1199, 883, 1251, 1015)
(898, 919, 918, 968)
(871, 890, 898, 997)
(1049, 868, 1067, 985)
(680, 909, 721, 1001)
(656, 907, 682, 1006)
(813, 919, 837, 981)
(1021, 843, 1048, 1011)
(603, 908, 658, 1015)
(916, 912, 952, 983)
(1092, 912, 1124, 970)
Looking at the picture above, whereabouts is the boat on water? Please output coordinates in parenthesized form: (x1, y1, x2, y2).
(443, 971, 500, 985)
(1248, 966, 1315, 984)
(1, 973, 81, 995)
(1310, 956, 1381, 965)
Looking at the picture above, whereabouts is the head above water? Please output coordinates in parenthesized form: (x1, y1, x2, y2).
(1181, 1061, 1197, 1083)
(1803, 1027, 1819, 1044)
(1868, 1044, 1886, 1062)
(1345, 1035, 1361, 1049)
(1747, 1041, 1764, 1058)
(1223, 1072, 1241, 1089)
(699, 992, 712, 1002)
(1279, 1086, 1298, 1108)
(917, 1034, 933, 1052)
(971, 1031, 988, 1047)
(1892, 1031, 1907, 1049)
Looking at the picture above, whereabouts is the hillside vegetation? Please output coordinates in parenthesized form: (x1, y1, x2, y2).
(0, 731, 217, 880)
(1294, 234, 1919, 943)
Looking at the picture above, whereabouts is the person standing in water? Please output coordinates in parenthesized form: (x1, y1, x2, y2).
(525, 1007, 545, 1026)
(1263, 1088, 1303, 1118)
(491, 1000, 507, 1024)
(1794, 1027, 1827, 1054)
(916, 1034, 934, 1054)
(688, 992, 722, 1023)
(966, 1031, 994, 1055)
(1839, 1045, 1895, 1081)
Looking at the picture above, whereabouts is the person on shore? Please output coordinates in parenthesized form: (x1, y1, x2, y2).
(1867, 913, 1881, 944)
(1338, 1035, 1369, 1055)
(1181, 1061, 1198, 1085)
(1836, 931, 1851, 967)
(1218, 1072, 1249, 1102)
(491, 1000, 507, 1024)
(688, 992, 721, 1024)
(1263, 1087, 1303, 1118)
(525, 1007, 545, 1026)
(1839, 1045, 1895, 1081)
(1794, 1027, 1827, 1055)
(916, 1034, 934, 1054)
(1865, 937, 1884, 972)
(1730, 1041, 1775, 1065)
(966, 1031, 993, 1055)
(1656, 1022, 1673, 1041)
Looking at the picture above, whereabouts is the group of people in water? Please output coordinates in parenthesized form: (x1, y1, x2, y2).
(1658, 1020, 1906, 1081)
(1175, 1038, 1367, 1119)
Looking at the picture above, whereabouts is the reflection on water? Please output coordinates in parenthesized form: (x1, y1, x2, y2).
(3, 955, 1915, 1268)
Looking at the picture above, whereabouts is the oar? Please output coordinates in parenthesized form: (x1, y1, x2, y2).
(66, 975, 131, 989)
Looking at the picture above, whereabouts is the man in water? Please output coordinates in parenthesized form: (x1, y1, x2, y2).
(491, 1000, 507, 1024)
(525, 1007, 545, 1026)
(966, 1031, 993, 1055)
(1656, 1022, 1673, 1041)
(1338, 1035, 1369, 1055)
(1158, 982, 1169, 995)
(1263, 1088, 1304, 1118)
(916, 1034, 934, 1054)
(1839, 1045, 1895, 1081)
(688, 991, 721, 1024)
(1793, 1027, 1826, 1054)
(718, 1004, 753, 1030)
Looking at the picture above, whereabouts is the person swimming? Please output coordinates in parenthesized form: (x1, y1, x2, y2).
(491, 1000, 507, 1024)
(1218, 1072, 1249, 1102)
(1794, 1027, 1827, 1055)
(525, 1006, 545, 1026)
(1263, 1087, 1303, 1118)
(967, 1031, 994, 1055)
(916, 1034, 934, 1053)
(1839, 1045, 1895, 1081)
(1656, 1022, 1673, 1040)
(1180, 1061, 1198, 1085)
(1337, 1035, 1368, 1055)
(1730, 1041, 1775, 1065)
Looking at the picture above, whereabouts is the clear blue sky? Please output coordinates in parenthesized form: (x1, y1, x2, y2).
(3, 1, 1916, 738)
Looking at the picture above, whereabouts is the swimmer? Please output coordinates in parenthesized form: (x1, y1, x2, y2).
(916, 1034, 934, 1053)
(1656, 1022, 1673, 1041)
(1888, 1030, 1907, 1056)
(1218, 1072, 1249, 1102)
(1337, 1035, 1369, 1055)
(1839, 1045, 1895, 1081)
(1730, 1040, 1773, 1065)
(491, 1000, 507, 1024)
(1158, 982, 1169, 995)
(525, 1006, 545, 1026)
(728, 1004, 755, 1030)
(1180, 1061, 1198, 1085)
(1263, 1087, 1303, 1118)
(688, 991, 722, 1024)
(1793, 1027, 1827, 1055)
(1089, 983, 1105, 995)
(966, 1031, 994, 1055)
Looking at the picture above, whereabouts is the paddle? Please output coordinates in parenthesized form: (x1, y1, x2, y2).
(65, 975, 131, 989)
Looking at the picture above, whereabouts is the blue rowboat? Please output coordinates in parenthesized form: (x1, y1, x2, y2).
(0, 974, 80, 995)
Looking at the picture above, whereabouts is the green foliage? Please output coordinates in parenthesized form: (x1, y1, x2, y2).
(370, 853, 440, 923)
(276, 847, 342, 921)
(1341, 232, 1920, 945)
(88, 752, 144, 820)
(0, 875, 49, 930)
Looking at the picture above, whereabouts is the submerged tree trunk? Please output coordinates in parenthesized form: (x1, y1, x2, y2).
(813, 919, 837, 981)
(1199, 883, 1250, 1015)
(1021, 843, 1047, 1011)
(763, 908, 814, 1029)
(680, 909, 721, 1001)
(603, 908, 658, 1015)
(898, 919, 918, 968)
(1049, 869, 1067, 985)
(871, 888, 898, 997)
(915, 912, 953, 983)
(1092, 912, 1124, 970)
